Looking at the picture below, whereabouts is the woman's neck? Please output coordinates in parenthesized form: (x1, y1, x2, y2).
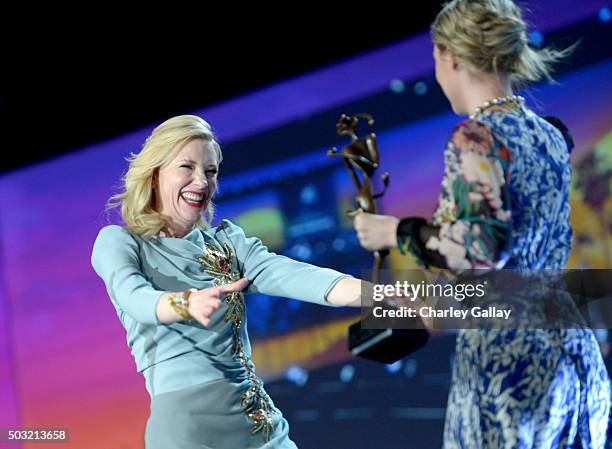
(462, 75, 513, 116)
(160, 224, 191, 238)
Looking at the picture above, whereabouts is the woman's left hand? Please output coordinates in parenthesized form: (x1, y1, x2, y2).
(353, 210, 400, 251)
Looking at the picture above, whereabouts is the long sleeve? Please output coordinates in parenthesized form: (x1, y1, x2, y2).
(397, 120, 512, 270)
(91, 225, 165, 325)
(218, 220, 350, 306)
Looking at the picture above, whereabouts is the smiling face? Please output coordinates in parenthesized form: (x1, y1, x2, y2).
(154, 138, 219, 237)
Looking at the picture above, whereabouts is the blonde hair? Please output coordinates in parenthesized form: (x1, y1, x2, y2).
(107, 115, 223, 239)
(431, 0, 574, 87)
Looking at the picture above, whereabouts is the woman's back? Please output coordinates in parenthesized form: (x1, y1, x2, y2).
(476, 105, 573, 269)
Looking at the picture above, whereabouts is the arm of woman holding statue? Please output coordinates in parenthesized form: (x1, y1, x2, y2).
(352, 120, 513, 272)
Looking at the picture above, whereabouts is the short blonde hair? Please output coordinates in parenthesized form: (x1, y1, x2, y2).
(431, 0, 574, 87)
(107, 115, 223, 239)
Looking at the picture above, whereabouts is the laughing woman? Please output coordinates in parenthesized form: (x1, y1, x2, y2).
(91, 115, 363, 449)
(352, 0, 610, 447)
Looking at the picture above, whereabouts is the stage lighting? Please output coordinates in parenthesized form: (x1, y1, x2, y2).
(413, 81, 428, 96)
(290, 242, 313, 260)
(403, 359, 418, 379)
(385, 360, 403, 374)
(332, 237, 346, 252)
(529, 31, 544, 47)
(389, 79, 406, 94)
(300, 184, 318, 205)
(286, 365, 309, 387)
(339, 364, 355, 383)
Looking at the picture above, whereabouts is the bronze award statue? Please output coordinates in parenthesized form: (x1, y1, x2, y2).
(328, 114, 429, 363)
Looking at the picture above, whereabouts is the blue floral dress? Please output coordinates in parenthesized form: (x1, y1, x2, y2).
(397, 102, 610, 448)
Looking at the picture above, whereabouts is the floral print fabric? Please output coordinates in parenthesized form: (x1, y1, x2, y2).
(397, 104, 610, 448)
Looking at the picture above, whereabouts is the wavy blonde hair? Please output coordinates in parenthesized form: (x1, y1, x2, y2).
(431, 0, 574, 87)
(107, 115, 223, 239)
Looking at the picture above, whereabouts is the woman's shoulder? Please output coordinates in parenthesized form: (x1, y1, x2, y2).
(205, 220, 265, 256)
(94, 224, 140, 248)
(207, 219, 247, 242)
(91, 225, 142, 268)
(449, 118, 496, 155)
(476, 106, 572, 156)
(452, 118, 494, 136)
(96, 224, 130, 238)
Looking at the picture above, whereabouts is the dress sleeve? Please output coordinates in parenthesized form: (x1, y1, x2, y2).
(397, 120, 512, 270)
(91, 225, 165, 325)
(218, 220, 351, 307)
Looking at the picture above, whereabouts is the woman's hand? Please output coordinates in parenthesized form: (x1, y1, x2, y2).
(353, 210, 400, 251)
(188, 278, 250, 327)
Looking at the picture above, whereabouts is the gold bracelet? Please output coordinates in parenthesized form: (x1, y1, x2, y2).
(167, 289, 195, 321)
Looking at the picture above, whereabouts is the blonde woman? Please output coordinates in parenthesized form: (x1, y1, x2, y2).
(91, 115, 364, 449)
(353, 0, 610, 447)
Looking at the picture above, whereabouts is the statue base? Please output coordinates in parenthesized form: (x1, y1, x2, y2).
(348, 323, 429, 364)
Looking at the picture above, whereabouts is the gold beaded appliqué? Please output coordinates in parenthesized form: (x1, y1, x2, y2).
(196, 242, 277, 442)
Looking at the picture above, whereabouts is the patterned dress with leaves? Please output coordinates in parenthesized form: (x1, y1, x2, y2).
(397, 103, 610, 449)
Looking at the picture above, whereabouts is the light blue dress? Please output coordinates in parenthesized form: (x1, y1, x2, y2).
(91, 219, 349, 449)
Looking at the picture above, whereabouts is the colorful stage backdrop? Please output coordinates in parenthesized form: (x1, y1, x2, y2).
(0, 2, 610, 448)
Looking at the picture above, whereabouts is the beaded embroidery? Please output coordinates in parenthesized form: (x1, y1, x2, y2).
(196, 241, 277, 442)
